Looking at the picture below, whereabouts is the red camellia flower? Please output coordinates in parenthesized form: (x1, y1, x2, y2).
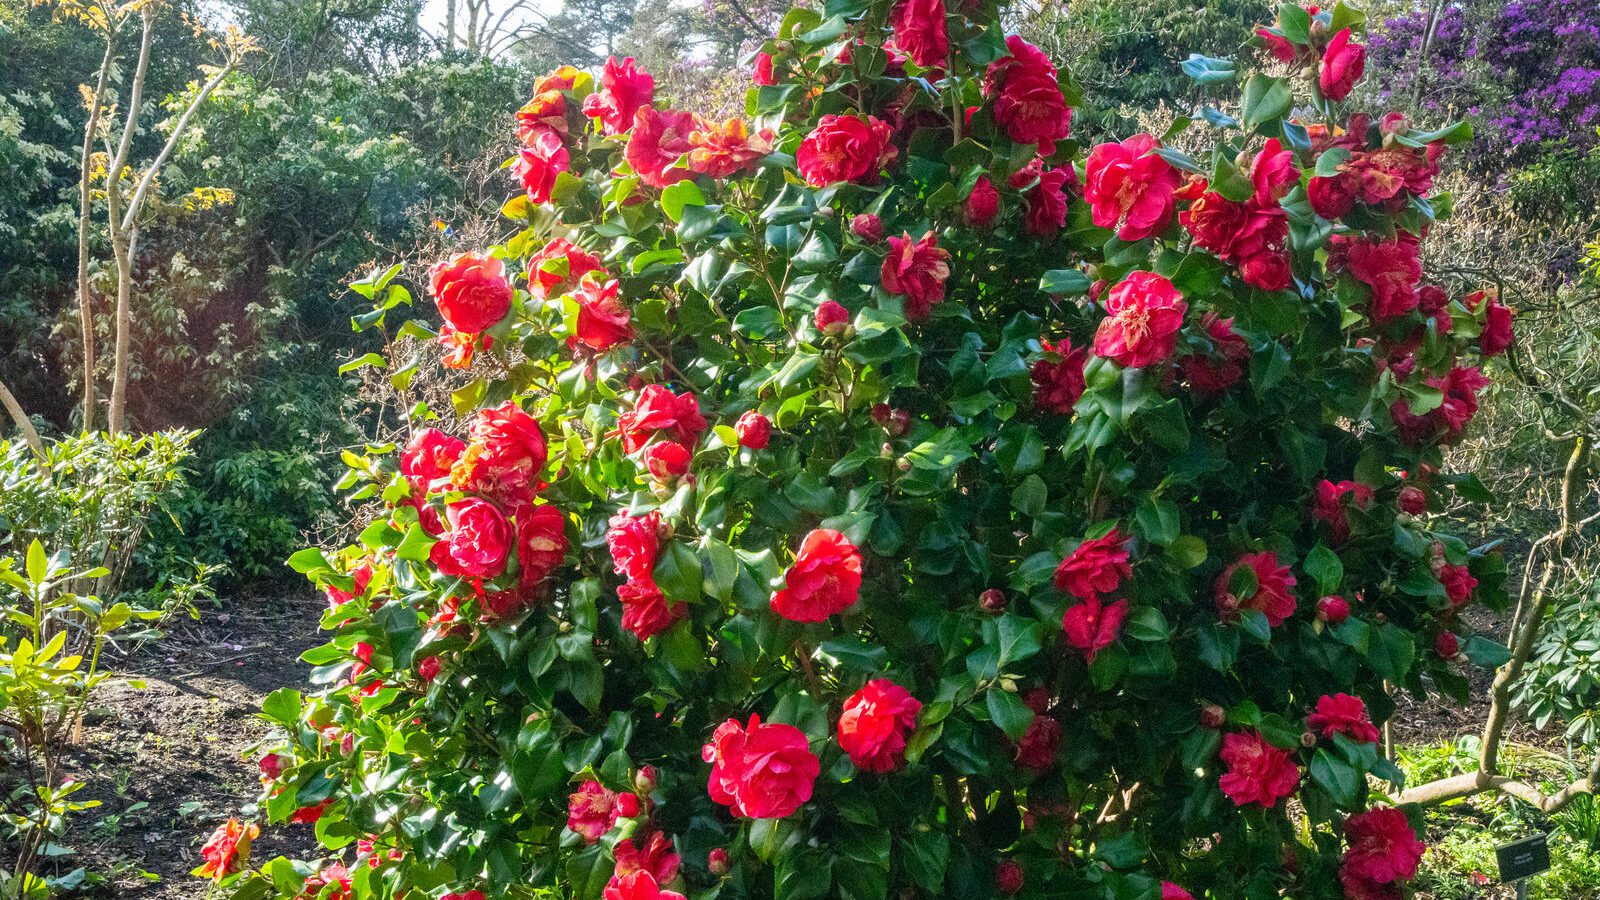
(1218, 729, 1300, 807)
(324, 560, 373, 608)
(196, 818, 259, 881)
(1015, 713, 1061, 769)
(1024, 167, 1071, 237)
(430, 498, 513, 579)
(1319, 28, 1366, 102)
(258, 753, 287, 781)
(1342, 807, 1426, 887)
(1312, 478, 1375, 545)
(1436, 630, 1460, 658)
(291, 798, 333, 824)
(611, 829, 681, 888)
(837, 679, 923, 772)
(1180, 187, 1292, 291)
(703, 715, 820, 819)
(606, 510, 662, 582)
(889, 0, 949, 68)
(1398, 484, 1427, 515)
(619, 578, 687, 641)
(604, 871, 687, 900)
(626, 107, 699, 189)
(515, 129, 570, 204)
(965, 175, 1000, 228)
(814, 300, 850, 335)
(984, 36, 1073, 154)
(566, 780, 621, 843)
(1092, 271, 1187, 368)
(517, 504, 568, 589)
(735, 411, 771, 449)
(1307, 693, 1381, 743)
(753, 52, 776, 86)
(688, 117, 774, 179)
(442, 892, 487, 900)
(430, 252, 513, 336)
(1317, 595, 1352, 624)
(1337, 232, 1422, 322)
(881, 231, 951, 321)
(1308, 172, 1357, 220)
(572, 277, 634, 352)
(1436, 365, 1491, 439)
(417, 655, 442, 682)
(527, 237, 606, 301)
(771, 528, 863, 622)
(994, 860, 1024, 896)
(1251, 137, 1298, 205)
(452, 400, 549, 512)
(583, 56, 655, 135)
(1084, 134, 1182, 240)
(1215, 551, 1298, 627)
(850, 213, 885, 243)
(618, 384, 707, 453)
(1439, 563, 1477, 608)
(1162, 884, 1196, 900)
(643, 441, 691, 480)
(1179, 313, 1250, 394)
(1031, 338, 1087, 414)
(1479, 294, 1514, 356)
(1061, 597, 1129, 663)
(1053, 528, 1131, 600)
(796, 114, 895, 186)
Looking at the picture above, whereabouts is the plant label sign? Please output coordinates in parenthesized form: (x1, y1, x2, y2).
(1495, 833, 1550, 883)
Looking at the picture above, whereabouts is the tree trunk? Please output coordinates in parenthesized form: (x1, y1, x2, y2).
(75, 30, 118, 433)
(446, 0, 457, 49)
(104, 7, 156, 435)
(0, 377, 46, 464)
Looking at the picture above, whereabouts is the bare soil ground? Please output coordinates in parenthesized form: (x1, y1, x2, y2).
(44, 591, 323, 899)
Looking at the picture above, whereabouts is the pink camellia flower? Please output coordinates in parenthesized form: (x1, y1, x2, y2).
(881, 231, 951, 321)
(527, 237, 607, 301)
(573, 277, 634, 352)
(753, 52, 776, 86)
(611, 829, 680, 888)
(618, 578, 686, 641)
(626, 107, 700, 189)
(1061, 597, 1129, 663)
(583, 56, 655, 135)
(643, 441, 691, 480)
(1316, 595, 1351, 625)
(567, 780, 621, 843)
(615, 794, 641, 818)
(1480, 295, 1514, 357)
(1439, 563, 1477, 609)
(1092, 271, 1187, 368)
(1435, 630, 1461, 659)
(451, 400, 549, 513)
(1341, 807, 1426, 886)
(417, 655, 443, 682)
(1312, 478, 1375, 545)
(687, 117, 774, 179)
(837, 679, 923, 773)
(517, 87, 567, 143)
(735, 411, 771, 449)
(889, 0, 949, 68)
(603, 871, 686, 900)
(771, 529, 863, 622)
(1307, 693, 1380, 743)
(1053, 528, 1132, 600)
(618, 384, 707, 454)
(1162, 884, 1196, 900)
(1215, 551, 1298, 627)
(1015, 713, 1061, 769)
(1251, 137, 1298, 205)
(258, 753, 287, 781)
(1308, 172, 1357, 220)
(994, 859, 1024, 896)
(1319, 28, 1366, 102)
(402, 428, 466, 491)
(1024, 167, 1071, 237)
(1219, 729, 1300, 807)
(965, 175, 999, 228)
(515, 128, 570, 204)
(517, 503, 569, 590)
(850, 213, 885, 243)
(796, 114, 896, 186)
(1084, 134, 1182, 240)
(430, 252, 513, 336)
(606, 510, 663, 582)
(984, 36, 1073, 154)
(430, 498, 513, 579)
(1031, 338, 1087, 414)
(703, 715, 820, 819)
(815, 300, 851, 335)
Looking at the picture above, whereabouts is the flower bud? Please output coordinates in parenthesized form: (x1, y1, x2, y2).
(888, 409, 911, 437)
(1374, 612, 1388, 625)
(735, 411, 771, 450)
(895, 457, 912, 472)
(880, 442, 894, 458)
(708, 848, 731, 877)
(417, 655, 443, 682)
(1398, 485, 1426, 515)
(616, 793, 641, 818)
(634, 766, 658, 794)
(1316, 595, 1351, 625)
(994, 860, 1024, 896)
(815, 300, 850, 336)
(1435, 631, 1460, 659)
(1300, 730, 1319, 748)
(850, 213, 884, 243)
(1199, 703, 1226, 729)
(979, 588, 1007, 613)
(870, 403, 893, 425)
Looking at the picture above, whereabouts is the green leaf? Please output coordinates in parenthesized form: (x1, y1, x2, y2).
(1181, 54, 1237, 85)
(1304, 544, 1343, 595)
(1276, 2, 1312, 43)
(1167, 535, 1208, 569)
(286, 547, 333, 576)
(1125, 607, 1171, 642)
(1463, 635, 1513, 669)
(1365, 623, 1416, 682)
(986, 689, 1034, 740)
(702, 539, 740, 602)
(1241, 75, 1293, 131)
(25, 540, 46, 585)
(1239, 609, 1272, 642)
(1133, 497, 1180, 546)
(1040, 269, 1092, 295)
(1010, 474, 1047, 516)
(654, 542, 704, 603)
(1311, 747, 1363, 806)
(261, 688, 303, 727)
(816, 637, 888, 673)
(660, 179, 706, 223)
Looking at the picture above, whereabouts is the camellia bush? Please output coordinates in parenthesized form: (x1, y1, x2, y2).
(201, 1, 1521, 898)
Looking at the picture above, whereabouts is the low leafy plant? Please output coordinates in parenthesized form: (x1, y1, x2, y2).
(211, 2, 1520, 898)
